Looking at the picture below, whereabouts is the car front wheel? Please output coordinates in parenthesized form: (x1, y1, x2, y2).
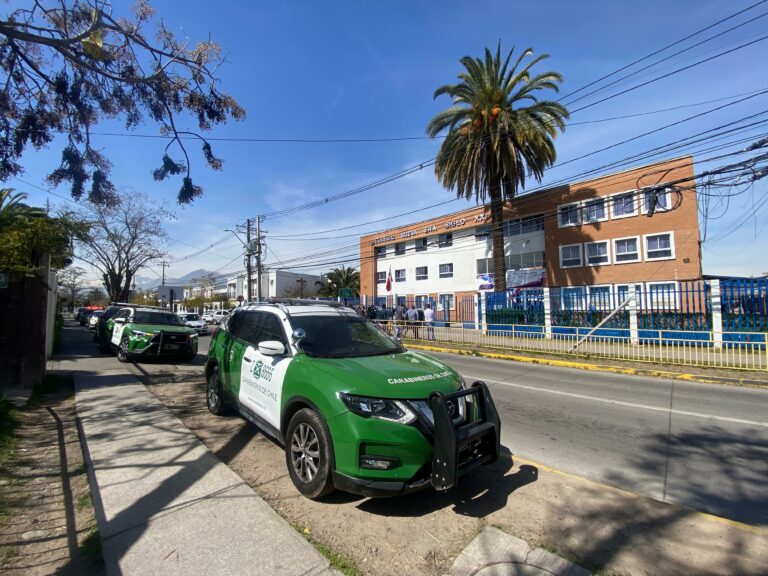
(285, 409, 335, 499)
(206, 365, 229, 415)
(117, 336, 131, 363)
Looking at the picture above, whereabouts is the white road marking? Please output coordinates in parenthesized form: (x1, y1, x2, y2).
(464, 374, 768, 429)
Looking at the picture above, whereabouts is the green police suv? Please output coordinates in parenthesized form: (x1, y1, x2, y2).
(107, 305, 199, 362)
(205, 300, 500, 499)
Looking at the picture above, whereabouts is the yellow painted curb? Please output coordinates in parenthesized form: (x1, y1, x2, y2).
(512, 455, 768, 536)
(406, 343, 768, 388)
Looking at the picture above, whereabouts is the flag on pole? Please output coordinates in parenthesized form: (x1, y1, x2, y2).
(385, 266, 393, 292)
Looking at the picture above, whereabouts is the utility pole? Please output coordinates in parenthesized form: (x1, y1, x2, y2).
(246, 218, 253, 303)
(296, 278, 306, 298)
(160, 261, 169, 286)
(256, 216, 263, 302)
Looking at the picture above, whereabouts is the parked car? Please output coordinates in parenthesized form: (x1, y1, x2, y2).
(205, 309, 230, 325)
(107, 306, 198, 362)
(178, 313, 209, 335)
(78, 307, 102, 326)
(204, 301, 500, 499)
(87, 310, 104, 330)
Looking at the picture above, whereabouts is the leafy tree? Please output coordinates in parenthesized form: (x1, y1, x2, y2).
(427, 44, 568, 292)
(316, 266, 359, 297)
(57, 265, 87, 307)
(0, 190, 73, 273)
(0, 0, 245, 204)
(0, 188, 46, 231)
(67, 192, 170, 301)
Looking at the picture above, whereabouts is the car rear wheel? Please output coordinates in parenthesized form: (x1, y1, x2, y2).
(285, 409, 335, 499)
(117, 336, 131, 363)
(206, 365, 229, 415)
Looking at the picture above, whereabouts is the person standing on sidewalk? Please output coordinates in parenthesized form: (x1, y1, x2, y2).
(424, 303, 435, 340)
(406, 304, 419, 338)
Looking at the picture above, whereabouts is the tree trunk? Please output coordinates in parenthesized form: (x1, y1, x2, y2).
(490, 195, 506, 292)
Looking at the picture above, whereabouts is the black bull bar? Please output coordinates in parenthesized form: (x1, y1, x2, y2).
(429, 381, 501, 491)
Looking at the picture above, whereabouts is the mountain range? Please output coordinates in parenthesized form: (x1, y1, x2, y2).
(132, 269, 219, 290)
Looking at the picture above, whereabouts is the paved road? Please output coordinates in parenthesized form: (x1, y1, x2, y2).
(427, 351, 768, 526)
(79, 324, 767, 526)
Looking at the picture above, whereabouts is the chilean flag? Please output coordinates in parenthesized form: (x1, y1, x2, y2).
(385, 266, 393, 292)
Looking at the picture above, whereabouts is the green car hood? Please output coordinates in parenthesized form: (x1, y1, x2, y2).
(130, 323, 195, 335)
(305, 350, 462, 399)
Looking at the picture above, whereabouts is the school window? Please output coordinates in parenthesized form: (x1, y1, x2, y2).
(614, 237, 640, 263)
(415, 266, 428, 280)
(375, 246, 386, 258)
(394, 242, 406, 256)
(617, 284, 644, 306)
(476, 258, 492, 274)
(376, 271, 386, 283)
(521, 214, 545, 233)
(503, 219, 521, 237)
(612, 192, 637, 218)
(559, 244, 582, 268)
(558, 203, 581, 227)
(642, 187, 671, 213)
(475, 225, 491, 241)
(585, 241, 610, 266)
(588, 286, 613, 311)
(438, 233, 452, 247)
(438, 293, 455, 311)
(561, 287, 586, 311)
(439, 263, 454, 278)
(583, 198, 607, 223)
(395, 269, 406, 282)
(415, 295, 430, 308)
(415, 238, 428, 252)
(647, 282, 677, 310)
(645, 232, 673, 260)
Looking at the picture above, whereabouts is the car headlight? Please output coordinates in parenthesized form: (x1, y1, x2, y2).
(189, 333, 198, 339)
(130, 329, 152, 337)
(340, 393, 416, 425)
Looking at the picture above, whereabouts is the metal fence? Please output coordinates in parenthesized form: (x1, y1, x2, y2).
(400, 322, 768, 372)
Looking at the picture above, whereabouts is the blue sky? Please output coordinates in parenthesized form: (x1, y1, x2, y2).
(10, 0, 768, 284)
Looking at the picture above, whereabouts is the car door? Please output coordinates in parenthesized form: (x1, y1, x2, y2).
(110, 309, 131, 346)
(221, 312, 249, 398)
(238, 311, 290, 432)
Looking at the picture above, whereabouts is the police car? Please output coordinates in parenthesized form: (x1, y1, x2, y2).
(109, 306, 199, 362)
(204, 300, 500, 499)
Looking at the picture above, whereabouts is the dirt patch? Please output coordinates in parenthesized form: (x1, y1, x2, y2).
(0, 376, 104, 576)
(141, 368, 768, 576)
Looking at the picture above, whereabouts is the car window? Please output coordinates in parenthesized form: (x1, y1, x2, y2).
(257, 312, 286, 346)
(227, 310, 249, 340)
(185, 314, 201, 321)
(291, 315, 401, 358)
(133, 311, 183, 325)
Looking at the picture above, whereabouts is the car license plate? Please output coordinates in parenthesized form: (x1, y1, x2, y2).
(164, 344, 180, 350)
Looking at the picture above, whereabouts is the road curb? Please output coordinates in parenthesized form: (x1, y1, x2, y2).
(406, 343, 768, 389)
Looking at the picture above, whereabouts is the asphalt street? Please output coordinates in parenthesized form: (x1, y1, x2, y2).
(114, 330, 767, 526)
(426, 351, 768, 526)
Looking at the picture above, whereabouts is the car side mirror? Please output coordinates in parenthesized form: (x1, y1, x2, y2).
(291, 328, 306, 344)
(114, 317, 126, 324)
(258, 340, 285, 356)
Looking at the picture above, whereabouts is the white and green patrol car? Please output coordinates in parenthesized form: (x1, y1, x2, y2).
(109, 306, 199, 362)
(205, 300, 500, 499)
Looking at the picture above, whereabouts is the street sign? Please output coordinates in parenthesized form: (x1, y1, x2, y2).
(339, 288, 354, 298)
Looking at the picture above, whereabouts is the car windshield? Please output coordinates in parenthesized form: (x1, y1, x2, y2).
(183, 314, 201, 321)
(133, 311, 183, 326)
(291, 314, 402, 358)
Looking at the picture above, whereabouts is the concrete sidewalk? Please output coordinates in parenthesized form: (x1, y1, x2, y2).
(74, 368, 340, 576)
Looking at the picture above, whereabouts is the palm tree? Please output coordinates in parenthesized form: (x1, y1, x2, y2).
(316, 266, 360, 297)
(427, 44, 569, 292)
(0, 188, 45, 232)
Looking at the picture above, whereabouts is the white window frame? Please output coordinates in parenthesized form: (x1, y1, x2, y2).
(613, 236, 641, 264)
(437, 293, 456, 311)
(610, 191, 638, 219)
(640, 187, 672, 215)
(414, 294, 431, 308)
(394, 242, 406, 256)
(415, 238, 428, 252)
(376, 271, 386, 284)
(415, 266, 428, 281)
(560, 286, 586, 311)
(646, 281, 678, 310)
(616, 283, 645, 308)
(559, 243, 583, 269)
(587, 285, 613, 311)
(395, 268, 406, 283)
(582, 197, 608, 224)
(375, 246, 387, 258)
(644, 231, 675, 261)
(557, 202, 581, 228)
(584, 240, 611, 266)
(439, 263, 454, 278)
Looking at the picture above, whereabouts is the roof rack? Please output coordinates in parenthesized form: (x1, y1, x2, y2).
(266, 298, 346, 308)
(109, 301, 168, 310)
